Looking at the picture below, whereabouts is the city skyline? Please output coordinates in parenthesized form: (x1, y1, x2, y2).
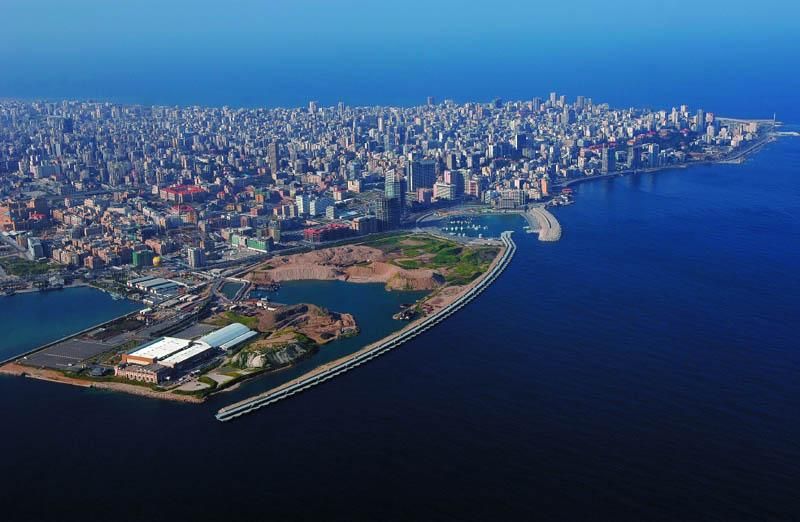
(2, 1, 799, 520)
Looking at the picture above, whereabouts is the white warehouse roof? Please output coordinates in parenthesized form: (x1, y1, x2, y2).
(160, 342, 214, 368)
(199, 323, 252, 349)
(128, 337, 192, 361)
(219, 331, 259, 351)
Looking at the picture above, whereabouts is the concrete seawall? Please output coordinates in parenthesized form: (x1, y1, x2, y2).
(215, 231, 518, 422)
(0, 309, 143, 368)
(527, 207, 562, 242)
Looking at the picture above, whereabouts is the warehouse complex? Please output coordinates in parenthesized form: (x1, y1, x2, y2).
(115, 323, 255, 384)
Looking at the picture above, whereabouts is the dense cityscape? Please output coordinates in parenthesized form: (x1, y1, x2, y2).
(0, 94, 772, 400)
(0, 95, 764, 285)
(3, 0, 799, 517)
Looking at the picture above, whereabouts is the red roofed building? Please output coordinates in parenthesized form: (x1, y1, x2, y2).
(303, 223, 353, 243)
(159, 185, 208, 203)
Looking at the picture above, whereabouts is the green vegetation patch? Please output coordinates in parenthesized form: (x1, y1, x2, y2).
(198, 375, 218, 389)
(365, 233, 456, 257)
(444, 247, 500, 285)
(0, 256, 56, 277)
(366, 233, 500, 285)
(205, 311, 260, 330)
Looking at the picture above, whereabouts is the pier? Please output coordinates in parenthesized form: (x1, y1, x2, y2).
(215, 230, 517, 422)
(525, 207, 562, 242)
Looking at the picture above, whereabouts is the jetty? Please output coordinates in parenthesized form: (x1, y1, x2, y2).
(525, 207, 562, 242)
(215, 230, 517, 422)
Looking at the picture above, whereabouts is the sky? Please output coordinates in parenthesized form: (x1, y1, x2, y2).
(1, 0, 799, 117)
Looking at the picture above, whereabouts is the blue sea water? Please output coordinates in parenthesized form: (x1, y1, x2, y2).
(0, 286, 141, 360)
(0, 136, 799, 521)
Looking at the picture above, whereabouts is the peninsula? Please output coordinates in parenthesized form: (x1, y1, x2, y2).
(0, 94, 778, 408)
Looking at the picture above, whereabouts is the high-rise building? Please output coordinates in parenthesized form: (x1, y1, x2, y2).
(408, 159, 436, 192)
(309, 197, 333, 217)
(627, 145, 642, 170)
(695, 109, 705, 131)
(374, 196, 401, 231)
(445, 152, 459, 170)
(433, 181, 457, 201)
(268, 142, 280, 174)
(647, 144, 661, 167)
(187, 247, 206, 268)
(601, 147, 616, 174)
(295, 194, 310, 215)
(562, 107, 575, 125)
(513, 133, 528, 152)
(385, 169, 405, 208)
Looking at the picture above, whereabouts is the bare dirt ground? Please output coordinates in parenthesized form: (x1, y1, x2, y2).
(257, 303, 357, 344)
(247, 245, 444, 290)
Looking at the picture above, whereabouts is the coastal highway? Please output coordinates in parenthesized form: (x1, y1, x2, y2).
(215, 230, 517, 422)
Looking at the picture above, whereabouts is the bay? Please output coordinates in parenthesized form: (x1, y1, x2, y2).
(1, 136, 798, 521)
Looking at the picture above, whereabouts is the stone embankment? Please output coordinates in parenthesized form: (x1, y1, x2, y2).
(527, 207, 562, 241)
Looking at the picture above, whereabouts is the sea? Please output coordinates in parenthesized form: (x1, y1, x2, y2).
(0, 135, 798, 521)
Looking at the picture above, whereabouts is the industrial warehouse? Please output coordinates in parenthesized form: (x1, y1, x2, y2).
(115, 323, 256, 384)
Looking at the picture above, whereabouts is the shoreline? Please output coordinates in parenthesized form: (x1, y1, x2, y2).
(215, 231, 516, 421)
(557, 133, 777, 190)
(0, 363, 204, 403)
(0, 133, 779, 408)
(0, 235, 510, 406)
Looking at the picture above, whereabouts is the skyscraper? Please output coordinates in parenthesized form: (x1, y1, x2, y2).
(187, 247, 206, 268)
(385, 169, 405, 209)
(627, 145, 642, 170)
(601, 147, 616, 174)
(268, 142, 280, 174)
(408, 159, 436, 192)
(647, 143, 660, 167)
(374, 195, 401, 231)
(696, 109, 705, 131)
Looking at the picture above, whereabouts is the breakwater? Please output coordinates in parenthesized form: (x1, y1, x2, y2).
(527, 207, 562, 241)
(215, 230, 517, 422)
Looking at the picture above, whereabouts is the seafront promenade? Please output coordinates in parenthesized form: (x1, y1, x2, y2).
(215, 230, 517, 421)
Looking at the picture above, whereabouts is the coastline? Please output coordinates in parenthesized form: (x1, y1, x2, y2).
(216, 231, 516, 421)
(0, 132, 779, 408)
(0, 235, 512, 407)
(558, 132, 777, 190)
(0, 363, 204, 403)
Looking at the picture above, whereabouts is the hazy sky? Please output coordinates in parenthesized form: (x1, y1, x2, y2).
(2, 0, 799, 114)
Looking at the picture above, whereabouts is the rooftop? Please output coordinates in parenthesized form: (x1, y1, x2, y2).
(128, 337, 192, 361)
(198, 322, 252, 348)
(159, 342, 214, 368)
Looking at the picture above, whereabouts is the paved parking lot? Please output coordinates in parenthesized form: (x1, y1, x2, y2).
(173, 323, 217, 340)
(23, 338, 114, 369)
